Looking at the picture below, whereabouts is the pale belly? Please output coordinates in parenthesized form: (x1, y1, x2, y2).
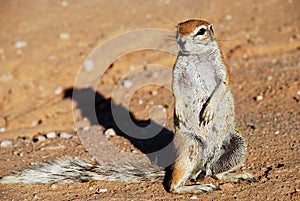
(173, 58, 217, 131)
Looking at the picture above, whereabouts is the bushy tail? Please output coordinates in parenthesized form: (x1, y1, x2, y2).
(0, 157, 165, 184)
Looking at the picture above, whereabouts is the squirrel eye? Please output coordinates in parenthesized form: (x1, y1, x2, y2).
(196, 28, 206, 36)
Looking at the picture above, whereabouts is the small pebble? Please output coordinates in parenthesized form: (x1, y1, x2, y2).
(83, 126, 90, 131)
(38, 85, 44, 91)
(83, 59, 95, 72)
(51, 184, 58, 189)
(61, 0, 68, 7)
(59, 132, 73, 139)
(59, 33, 70, 40)
(97, 188, 107, 193)
(46, 131, 57, 139)
(138, 99, 143, 105)
(131, 148, 138, 154)
(15, 41, 27, 49)
(0, 73, 14, 81)
(297, 90, 300, 96)
(88, 187, 94, 191)
(34, 135, 46, 142)
(122, 79, 133, 88)
(275, 130, 280, 135)
(104, 128, 116, 137)
(0, 127, 6, 132)
(256, 95, 263, 101)
(267, 76, 273, 81)
(225, 14, 233, 21)
(150, 90, 158, 96)
(31, 120, 40, 127)
(0, 140, 13, 148)
(54, 86, 63, 95)
(190, 195, 198, 199)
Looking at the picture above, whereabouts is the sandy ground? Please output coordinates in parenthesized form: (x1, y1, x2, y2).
(0, 0, 300, 200)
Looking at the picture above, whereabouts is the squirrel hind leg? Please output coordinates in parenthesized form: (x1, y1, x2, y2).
(212, 131, 256, 183)
(169, 157, 220, 194)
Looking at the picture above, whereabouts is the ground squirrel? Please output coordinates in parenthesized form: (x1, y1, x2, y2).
(170, 19, 255, 194)
(0, 19, 255, 194)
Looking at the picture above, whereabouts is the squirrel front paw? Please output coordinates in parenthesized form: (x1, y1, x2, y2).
(200, 102, 215, 125)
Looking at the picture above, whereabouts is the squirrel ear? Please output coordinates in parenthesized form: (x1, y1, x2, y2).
(209, 24, 214, 36)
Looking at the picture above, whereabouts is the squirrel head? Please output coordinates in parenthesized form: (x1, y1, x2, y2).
(176, 19, 218, 55)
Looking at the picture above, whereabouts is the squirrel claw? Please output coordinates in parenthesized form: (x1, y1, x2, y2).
(200, 105, 214, 125)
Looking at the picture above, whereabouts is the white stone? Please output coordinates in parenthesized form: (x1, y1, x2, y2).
(131, 148, 138, 154)
(122, 79, 133, 88)
(46, 131, 57, 138)
(59, 132, 73, 139)
(150, 90, 158, 96)
(0, 140, 13, 148)
(138, 99, 143, 105)
(98, 188, 107, 193)
(267, 76, 273, 81)
(54, 86, 63, 95)
(225, 14, 233, 21)
(59, 33, 70, 40)
(256, 95, 263, 101)
(0, 127, 6, 132)
(104, 128, 116, 137)
(83, 126, 90, 131)
(83, 59, 95, 72)
(190, 195, 198, 199)
(15, 41, 27, 49)
(297, 90, 300, 96)
(35, 135, 46, 142)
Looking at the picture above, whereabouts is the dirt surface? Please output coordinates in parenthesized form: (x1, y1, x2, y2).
(0, 0, 300, 200)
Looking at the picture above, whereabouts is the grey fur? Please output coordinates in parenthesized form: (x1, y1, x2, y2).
(169, 20, 255, 194)
(0, 157, 165, 184)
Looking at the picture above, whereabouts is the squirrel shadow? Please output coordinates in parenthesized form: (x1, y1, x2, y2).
(64, 87, 175, 187)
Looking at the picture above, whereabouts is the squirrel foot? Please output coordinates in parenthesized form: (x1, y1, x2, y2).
(171, 183, 221, 194)
(215, 171, 257, 183)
